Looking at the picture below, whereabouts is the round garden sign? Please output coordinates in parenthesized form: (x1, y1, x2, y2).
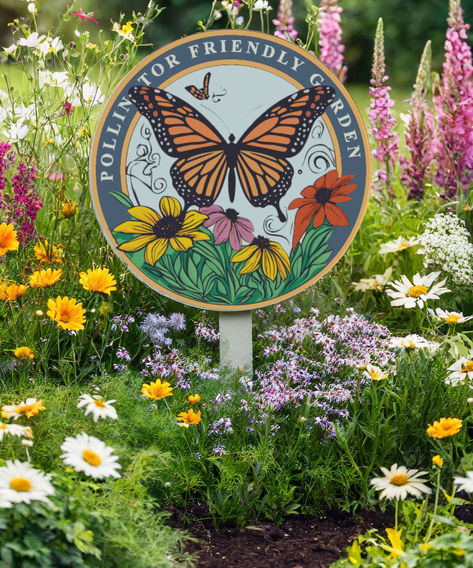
(89, 30, 370, 311)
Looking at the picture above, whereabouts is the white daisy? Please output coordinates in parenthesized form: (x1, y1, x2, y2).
(379, 236, 417, 255)
(77, 394, 118, 422)
(253, 0, 271, 11)
(352, 268, 393, 292)
(363, 364, 388, 381)
(445, 357, 473, 386)
(428, 308, 473, 325)
(0, 460, 55, 506)
(60, 432, 121, 479)
(0, 422, 33, 441)
(385, 272, 450, 309)
(17, 32, 46, 48)
(370, 464, 431, 501)
(455, 471, 473, 494)
(389, 334, 434, 350)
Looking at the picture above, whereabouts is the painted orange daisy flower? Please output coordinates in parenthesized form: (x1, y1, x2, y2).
(231, 235, 290, 281)
(288, 170, 357, 250)
(47, 296, 86, 331)
(79, 267, 117, 295)
(114, 197, 209, 265)
(0, 223, 19, 255)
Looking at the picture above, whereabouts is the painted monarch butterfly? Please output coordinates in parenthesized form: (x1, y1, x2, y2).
(185, 72, 211, 100)
(128, 84, 335, 221)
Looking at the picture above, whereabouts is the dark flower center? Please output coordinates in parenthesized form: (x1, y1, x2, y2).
(253, 235, 270, 249)
(225, 208, 239, 223)
(314, 186, 332, 205)
(153, 215, 182, 238)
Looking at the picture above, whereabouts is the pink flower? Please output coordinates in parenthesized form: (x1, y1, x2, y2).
(72, 9, 99, 24)
(433, 0, 473, 198)
(64, 101, 72, 116)
(319, 0, 347, 81)
(273, 0, 298, 41)
(368, 19, 399, 188)
(200, 205, 254, 251)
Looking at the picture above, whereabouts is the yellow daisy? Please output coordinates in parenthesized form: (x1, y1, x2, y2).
(34, 240, 63, 264)
(177, 408, 202, 426)
(79, 267, 117, 295)
(14, 347, 34, 360)
(427, 417, 462, 439)
(113, 197, 209, 265)
(47, 296, 86, 331)
(3, 283, 28, 301)
(29, 268, 62, 289)
(0, 223, 19, 255)
(142, 379, 173, 400)
(61, 200, 77, 218)
(231, 235, 290, 280)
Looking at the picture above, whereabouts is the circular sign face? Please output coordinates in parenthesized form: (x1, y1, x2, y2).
(90, 30, 370, 311)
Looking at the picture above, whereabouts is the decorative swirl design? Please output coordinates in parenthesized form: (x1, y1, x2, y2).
(263, 214, 290, 244)
(303, 143, 336, 176)
(126, 120, 166, 204)
(311, 119, 325, 140)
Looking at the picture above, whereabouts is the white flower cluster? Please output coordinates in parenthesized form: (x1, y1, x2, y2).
(417, 212, 473, 285)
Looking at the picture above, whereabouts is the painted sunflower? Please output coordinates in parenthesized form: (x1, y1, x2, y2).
(113, 197, 209, 265)
(231, 235, 290, 281)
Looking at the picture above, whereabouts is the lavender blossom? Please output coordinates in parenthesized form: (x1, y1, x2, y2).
(209, 417, 233, 436)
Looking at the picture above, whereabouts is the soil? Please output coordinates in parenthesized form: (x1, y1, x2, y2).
(170, 503, 392, 568)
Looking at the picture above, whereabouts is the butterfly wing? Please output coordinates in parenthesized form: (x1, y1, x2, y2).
(185, 72, 211, 100)
(234, 85, 335, 219)
(128, 86, 227, 207)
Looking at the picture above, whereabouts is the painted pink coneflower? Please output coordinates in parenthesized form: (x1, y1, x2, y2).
(201, 205, 254, 251)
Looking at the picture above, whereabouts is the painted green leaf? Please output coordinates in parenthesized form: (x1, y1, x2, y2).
(109, 191, 134, 208)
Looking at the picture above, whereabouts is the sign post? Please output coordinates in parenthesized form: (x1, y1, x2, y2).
(219, 311, 253, 373)
(89, 30, 370, 372)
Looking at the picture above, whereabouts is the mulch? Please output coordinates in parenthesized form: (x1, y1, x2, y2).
(170, 504, 392, 568)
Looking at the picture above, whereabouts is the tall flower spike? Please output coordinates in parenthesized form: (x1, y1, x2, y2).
(433, 0, 473, 198)
(405, 41, 437, 200)
(368, 18, 399, 191)
(273, 0, 298, 41)
(318, 0, 347, 81)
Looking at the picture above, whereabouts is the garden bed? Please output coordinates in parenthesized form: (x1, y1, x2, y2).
(171, 505, 391, 567)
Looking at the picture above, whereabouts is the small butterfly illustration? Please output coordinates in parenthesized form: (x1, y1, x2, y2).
(128, 84, 335, 221)
(185, 72, 211, 100)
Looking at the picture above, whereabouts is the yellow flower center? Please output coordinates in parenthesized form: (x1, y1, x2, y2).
(390, 474, 409, 486)
(0, 423, 6, 430)
(94, 400, 106, 408)
(399, 241, 409, 250)
(461, 361, 473, 373)
(445, 314, 461, 324)
(82, 449, 102, 467)
(10, 477, 32, 492)
(406, 285, 428, 298)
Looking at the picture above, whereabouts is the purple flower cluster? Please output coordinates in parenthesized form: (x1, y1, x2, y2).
(212, 445, 228, 456)
(195, 321, 219, 343)
(116, 347, 131, 361)
(140, 311, 186, 347)
(209, 417, 233, 436)
(273, 0, 298, 40)
(141, 348, 220, 390)
(404, 42, 438, 200)
(433, 0, 473, 198)
(256, 308, 395, 415)
(111, 314, 135, 333)
(319, 0, 347, 81)
(368, 19, 399, 187)
(0, 146, 42, 242)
